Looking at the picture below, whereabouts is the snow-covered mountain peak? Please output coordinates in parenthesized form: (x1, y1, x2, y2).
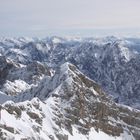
(108, 40, 137, 62)
(60, 62, 78, 78)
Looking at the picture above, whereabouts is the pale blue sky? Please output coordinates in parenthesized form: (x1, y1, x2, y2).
(0, 0, 140, 37)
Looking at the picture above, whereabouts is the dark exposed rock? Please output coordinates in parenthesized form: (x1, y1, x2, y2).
(27, 111, 39, 119)
(0, 56, 16, 85)
(4, 102, 22, 118)
(27, 111, 42, 125)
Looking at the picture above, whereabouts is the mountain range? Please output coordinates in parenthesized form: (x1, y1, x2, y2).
(0, 36, 140, 139)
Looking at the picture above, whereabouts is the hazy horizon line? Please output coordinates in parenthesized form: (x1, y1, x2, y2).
(0, 27, 140, 38)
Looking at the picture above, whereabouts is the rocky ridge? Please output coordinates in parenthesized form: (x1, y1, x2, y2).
(0, 63, 140, 140)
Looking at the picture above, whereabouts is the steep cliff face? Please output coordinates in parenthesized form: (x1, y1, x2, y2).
(0, 63, 139, 140)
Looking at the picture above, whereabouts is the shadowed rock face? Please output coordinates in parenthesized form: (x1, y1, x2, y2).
(6, 61, 51, 85)
(0, 56, 17, 85)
